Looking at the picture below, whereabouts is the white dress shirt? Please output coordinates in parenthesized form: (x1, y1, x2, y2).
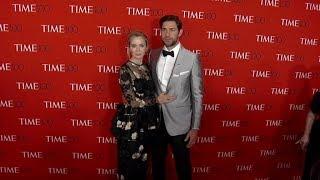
(156, 43, 181, 92)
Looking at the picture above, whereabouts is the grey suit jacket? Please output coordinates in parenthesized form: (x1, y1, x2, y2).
(148, 45, 203, 136)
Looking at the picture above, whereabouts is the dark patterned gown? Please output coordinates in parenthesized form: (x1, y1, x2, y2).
(303, 92, 320, 180)
(114, 61, 160, 180)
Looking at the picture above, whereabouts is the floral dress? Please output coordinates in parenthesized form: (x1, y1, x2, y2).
(303, 92, 320, 180)
(114, 61, 160, 180)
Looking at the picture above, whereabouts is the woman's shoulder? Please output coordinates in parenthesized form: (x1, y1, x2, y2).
(120, 61, 128, 68)
(311, 91, 320, 105)
(119, 62, 130, 71)
(311, 92, 320, 114)
(313, 91, 320, 100)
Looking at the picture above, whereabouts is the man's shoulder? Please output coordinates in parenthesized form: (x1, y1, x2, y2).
(181, 47, 197, 59)
(149, 48, 162, 63)
(150, 48, 162, 55)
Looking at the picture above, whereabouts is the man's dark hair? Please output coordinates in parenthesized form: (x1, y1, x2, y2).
(159, 15, 182, 30)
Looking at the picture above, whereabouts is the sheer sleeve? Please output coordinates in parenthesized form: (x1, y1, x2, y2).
(119, 66, 135, 105)
(310, 92, 320, 114)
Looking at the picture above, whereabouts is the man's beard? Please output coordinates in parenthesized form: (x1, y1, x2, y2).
(163, 39, 177, 48)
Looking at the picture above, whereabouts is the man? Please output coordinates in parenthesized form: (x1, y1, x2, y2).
(148, 15, 203, 180)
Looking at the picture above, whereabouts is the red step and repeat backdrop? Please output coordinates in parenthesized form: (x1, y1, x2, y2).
(1, 0, 320, 179)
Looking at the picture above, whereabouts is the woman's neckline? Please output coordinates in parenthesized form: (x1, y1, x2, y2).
(128, 60, 144, 66)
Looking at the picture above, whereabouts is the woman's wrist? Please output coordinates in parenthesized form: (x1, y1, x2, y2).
(302, 133, 309, 137)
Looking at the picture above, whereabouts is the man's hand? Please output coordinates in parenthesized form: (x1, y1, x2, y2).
(184, 129, 198, 148)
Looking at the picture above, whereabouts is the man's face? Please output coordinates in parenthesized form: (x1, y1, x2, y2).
(161, 21, 183, 48)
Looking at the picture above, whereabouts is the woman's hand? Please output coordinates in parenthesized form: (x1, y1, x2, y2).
(157, 93, 176, 104)
(296, 134, 309, 151)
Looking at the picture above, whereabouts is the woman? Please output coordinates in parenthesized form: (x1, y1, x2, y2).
(297, 91, 320, 180)
(114, 31, 174, 180)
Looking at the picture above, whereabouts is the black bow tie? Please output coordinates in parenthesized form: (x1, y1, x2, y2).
(162, 50, 174, 57)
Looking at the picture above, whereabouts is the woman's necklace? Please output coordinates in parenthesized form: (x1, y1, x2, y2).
(129, 59, 143, 66)
(128, 60, 145, 78)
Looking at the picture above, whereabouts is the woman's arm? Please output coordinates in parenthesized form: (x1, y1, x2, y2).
(303, 111, 316, 137)
(119, 66, 136, 106)
(296, 111, 316, 150)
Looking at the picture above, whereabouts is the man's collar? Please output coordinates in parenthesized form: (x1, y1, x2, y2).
(162, 42, 181, 57)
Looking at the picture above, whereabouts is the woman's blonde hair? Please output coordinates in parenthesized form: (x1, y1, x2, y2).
(127, 31, 149, 59)
(127, 31, 148, 47)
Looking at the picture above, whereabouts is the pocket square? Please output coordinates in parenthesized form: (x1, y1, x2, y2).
(172, 73, 180, 77)
(179, 71, 190, 75)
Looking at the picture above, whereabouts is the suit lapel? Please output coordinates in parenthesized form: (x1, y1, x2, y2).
(166, 46, 185, 91)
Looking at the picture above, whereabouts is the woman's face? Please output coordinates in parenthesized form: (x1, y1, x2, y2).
(129, 36, 147, 60)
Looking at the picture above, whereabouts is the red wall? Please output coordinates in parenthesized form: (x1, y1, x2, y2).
(1, 0, 320, 179)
